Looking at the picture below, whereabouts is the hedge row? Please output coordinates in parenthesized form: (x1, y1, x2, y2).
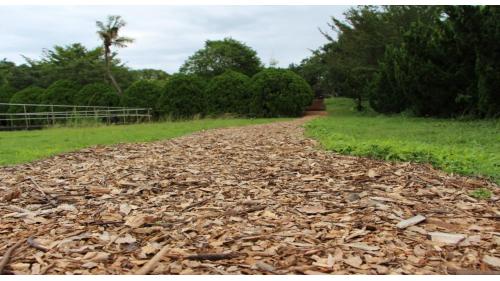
(0, 68, 313, 118)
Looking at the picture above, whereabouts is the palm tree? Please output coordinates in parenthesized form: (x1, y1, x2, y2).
(96, 15, 134, 96)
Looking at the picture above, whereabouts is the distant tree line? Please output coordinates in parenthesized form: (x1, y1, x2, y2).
(0, 17, 313, 120)
(290, 5, 499, 118)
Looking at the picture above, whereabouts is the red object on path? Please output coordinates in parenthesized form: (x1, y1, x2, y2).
(305, 97, 326, 116)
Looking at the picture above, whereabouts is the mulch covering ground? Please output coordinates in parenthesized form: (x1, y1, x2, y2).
(0, 117, 499, 275)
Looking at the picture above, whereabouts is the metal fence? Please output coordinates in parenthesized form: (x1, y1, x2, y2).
(0, 103, 152, 130)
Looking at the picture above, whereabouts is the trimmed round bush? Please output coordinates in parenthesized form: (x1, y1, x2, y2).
(157, 74, 206, 119)
(249, 68, 314, 117)
(204, 70, 251, 115)
(76, 83, 119, 107)
(43, 80, 80, 105)
(122, 80, 162, 109)
(8, 86, 45, 113)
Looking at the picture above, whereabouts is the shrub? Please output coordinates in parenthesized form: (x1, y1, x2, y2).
(8, 86, 44, 113)
(0, 84, 15, 113)
(369, 46, 410, 114)
(204, 70, 251, 115)
(249, 68, 313, 117)
(42, 80, 80, 105)
(157, 74, 206, 119)
(122, 80, 162, 109)
(75, 83, 119, 107)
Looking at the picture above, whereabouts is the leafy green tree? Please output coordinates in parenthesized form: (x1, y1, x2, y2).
(289, 50, 332, 97)
(8, 86, 45, 113)
(75, 83, 119, 106)
(38, 43, 106, 86)
(374, 6, 497, 117)
(249, 68, 313, 117)
(96, 15, 134, 95)
(132, 69, 169, 81)
(5, 63, 42, 91)
(157, 74, 206, 119)
(318, 6, 441, 111)
(474, 6, 500, 117)
(369, 46, 410, 113)
(42, 80, 80, 106)
(204, 70, 251, 115)
(0, 84, 16, 120)
(122, 80, 162, 109)
(180, 38, 263, 77)
(0, 59, 16, 86)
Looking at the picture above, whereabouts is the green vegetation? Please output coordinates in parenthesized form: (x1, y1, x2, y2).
(158, 74, 206, 119)
(469, 188, 492, 200)
(204, 70, 251, 115)
(1, 32, 312, 120)
(250, 68, 313, 117)
(180, 38, 263, 78)
(292, 6, 500, 118)
(121, 80, 161, 109)
(305, 98, 500, 183)
(76, 82, 119, 106)
(0, 118, 287, 166)
(96, 15, 134, 95)
(43, 79, 80, 106)
(8, 87, 44, 113)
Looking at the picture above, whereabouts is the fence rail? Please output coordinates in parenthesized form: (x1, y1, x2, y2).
(0, 103, 152, 130)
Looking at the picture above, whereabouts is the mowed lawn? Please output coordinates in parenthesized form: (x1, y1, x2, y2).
(0, 118, 287, 166)
(305, 98, 500, 184)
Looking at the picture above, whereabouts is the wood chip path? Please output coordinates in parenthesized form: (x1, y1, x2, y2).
(0, 117, 499, 274)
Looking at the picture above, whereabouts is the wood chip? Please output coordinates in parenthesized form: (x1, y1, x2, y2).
(344, 242, 380, 251)
(396, 215, 426, 229)
(483, 255, 500, 269)
(0, 118, 498, 274)
(344, 255, 363, 268)
(429, 232, 466, 245)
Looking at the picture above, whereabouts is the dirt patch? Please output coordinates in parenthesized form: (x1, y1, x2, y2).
(0, 117, 498, 274)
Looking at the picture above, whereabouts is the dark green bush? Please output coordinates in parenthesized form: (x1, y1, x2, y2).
(75, 83, 119, 107)
(0, 84, 15, 113)
(42, 80, 80, 105)
(8, 86, 44, 113)
(249, 68, 313, 117)
(157, 74, 206, 119)
(369, 46, 410, 114)
(204, 70, 251, 115)
(122, 80, 162, 109)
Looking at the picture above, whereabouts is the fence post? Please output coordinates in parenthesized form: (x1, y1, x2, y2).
(147, 109, 151, 122)
(51, 105, 55, 126)
(23, 104, 29, 129)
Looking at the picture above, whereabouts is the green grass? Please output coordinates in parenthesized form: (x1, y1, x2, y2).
(305, 98, 500, 184)
(469, 188, 492, 200)
(0, 118, 287, 165)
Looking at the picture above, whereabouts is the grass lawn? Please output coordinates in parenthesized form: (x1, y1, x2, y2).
(0, 118, 287, 166)
(305, 98, 500, 184)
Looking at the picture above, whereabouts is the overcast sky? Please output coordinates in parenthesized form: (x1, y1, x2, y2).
(0, 5, 348, 73)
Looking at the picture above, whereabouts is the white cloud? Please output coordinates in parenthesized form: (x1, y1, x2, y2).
(0, 5, 348, 72)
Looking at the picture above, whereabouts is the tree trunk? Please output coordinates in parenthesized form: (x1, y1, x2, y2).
(104, 46, 123, 96)
(356, 94, 364, 111)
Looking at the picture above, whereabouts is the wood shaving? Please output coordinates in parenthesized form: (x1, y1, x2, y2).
(0, 117, 498, 274)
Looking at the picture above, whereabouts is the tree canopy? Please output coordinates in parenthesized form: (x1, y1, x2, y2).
(292, 5, 499, 118)
(180, 38, 263, 78)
